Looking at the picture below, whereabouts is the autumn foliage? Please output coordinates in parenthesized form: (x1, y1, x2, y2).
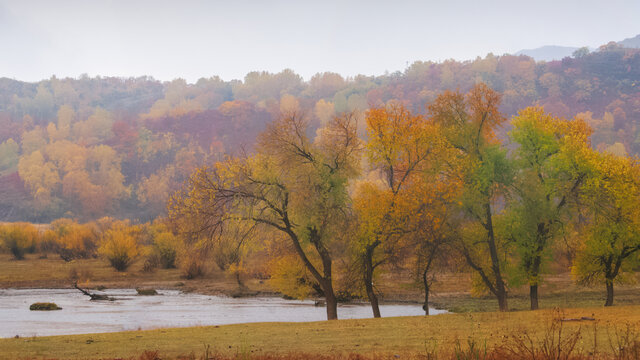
(98, 221, 141, 271)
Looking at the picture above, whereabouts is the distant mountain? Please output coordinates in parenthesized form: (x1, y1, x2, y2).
(618, 34, 640, 48)
(514, 34, 640, 62)
(514, 45, 580, 62)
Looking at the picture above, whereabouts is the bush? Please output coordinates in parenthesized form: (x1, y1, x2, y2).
(152, 231, 179, 269)
(0, 223, 39, 260)
(142, 254, 160, 272)
(181, 256, 206, 279)
(98, 221, 140, 271)
(29, 302, 62, 311)
(46, 219, 99, 261)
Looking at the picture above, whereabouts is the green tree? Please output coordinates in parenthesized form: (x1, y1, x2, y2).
(508, 107, 593, 310)
(429, 83, 513, 311)
(572, 152, 640, 306)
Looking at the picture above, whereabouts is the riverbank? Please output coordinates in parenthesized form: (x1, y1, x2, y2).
(1, 305, 639, 359)
(1, 254, 639, 313)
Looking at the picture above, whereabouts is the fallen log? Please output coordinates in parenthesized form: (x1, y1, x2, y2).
(74, 282, 112, 301)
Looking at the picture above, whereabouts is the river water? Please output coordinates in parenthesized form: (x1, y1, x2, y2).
(0, 288, 445, 338)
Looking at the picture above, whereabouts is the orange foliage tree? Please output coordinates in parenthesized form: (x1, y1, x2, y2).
(353, 102, 453, 317)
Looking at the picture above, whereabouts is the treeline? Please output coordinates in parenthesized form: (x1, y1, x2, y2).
(0, 43, 639, 222)
(169, 84, 640, 320)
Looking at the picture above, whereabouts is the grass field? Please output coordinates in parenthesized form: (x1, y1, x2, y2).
(0, 253, 272, 297)
(1, 305, 639, 359)
(1, 254, 640, 359)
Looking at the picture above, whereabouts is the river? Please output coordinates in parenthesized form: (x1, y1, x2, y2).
(0, 288, 445, 338)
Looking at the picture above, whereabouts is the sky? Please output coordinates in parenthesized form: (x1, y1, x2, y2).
(0, 0, 639, 83)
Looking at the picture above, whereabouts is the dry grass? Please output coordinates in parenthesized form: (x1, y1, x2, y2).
(2, 305, 639, 359)
(0, 253, 272, 296)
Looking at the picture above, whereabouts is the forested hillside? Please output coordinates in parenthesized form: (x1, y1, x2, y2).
(0, 42, 639, 222)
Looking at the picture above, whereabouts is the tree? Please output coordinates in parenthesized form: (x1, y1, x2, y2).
(508, 107, 593, 310)
(572, 152, 640, 306)
(21, 127, 47, 155)
(18, 150, 61, 209)
(353, 102, 443, 317)
(170, 110, 361, 320)
(406, 175, 461, 315)
(429, 83, 513, 311)
(72, 107, 114, 146)
(0, 139, 19, 171)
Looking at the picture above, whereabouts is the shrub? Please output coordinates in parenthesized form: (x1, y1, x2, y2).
(181, 255, 206, 279)
(500, 310, 582, 360)
(152, 231, 179, 269)
(29, 302, 62, 311)
(142, 254, 160, 272)
(98, 221, 140, 271)
(47, 219, 99, 261)
(608, 323, 640, 360)
(0, 223, 39, 260)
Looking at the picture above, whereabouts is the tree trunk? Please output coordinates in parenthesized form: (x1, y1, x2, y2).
(318, 238, 338, 320)
(485, 203, 508, 312)
(364, 245, 381, 318)
(323, 280, 339, 320)
(287, 227, 338, 320)
(422, 268, 430, 316)
(605, 280, 614, 307)
(530, 284, 539, 310)
(529, 253, 542, 310)
(235, 271, 245, 289)
(497, 290, 509, 312)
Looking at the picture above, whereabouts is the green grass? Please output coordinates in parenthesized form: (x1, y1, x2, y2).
(1, 305, 639, 359)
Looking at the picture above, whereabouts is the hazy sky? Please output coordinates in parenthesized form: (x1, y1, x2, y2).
(1, 0, 638, 83)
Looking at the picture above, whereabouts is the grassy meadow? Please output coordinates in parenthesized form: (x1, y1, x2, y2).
(1, 306, 639, 359)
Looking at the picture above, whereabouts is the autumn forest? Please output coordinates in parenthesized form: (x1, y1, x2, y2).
(1, 42, 640, 323)
(1, 43, 639, 223)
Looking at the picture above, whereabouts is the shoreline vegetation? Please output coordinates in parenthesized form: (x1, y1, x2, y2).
(1, 254, 639, 313)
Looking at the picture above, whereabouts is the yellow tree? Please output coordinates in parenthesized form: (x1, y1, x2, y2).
(18, 150, 60, 209)
(353, 103, 445, 317)
(403, 174, 461, 315)
(572, 152, 640, 306)
(170, 111, 361, 320)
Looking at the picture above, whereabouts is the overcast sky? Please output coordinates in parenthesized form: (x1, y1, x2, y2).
(1, 0, 638, 83)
